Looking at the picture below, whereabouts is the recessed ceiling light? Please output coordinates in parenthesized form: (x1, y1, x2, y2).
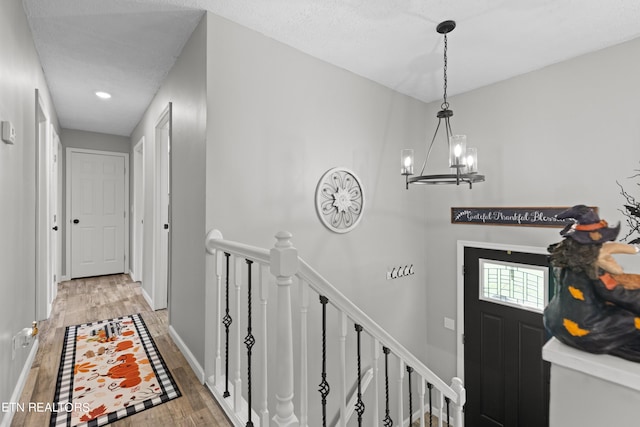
(95, 91, 111, 99)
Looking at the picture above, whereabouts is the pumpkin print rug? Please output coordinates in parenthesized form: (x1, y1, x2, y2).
(50, 314, 181, 427)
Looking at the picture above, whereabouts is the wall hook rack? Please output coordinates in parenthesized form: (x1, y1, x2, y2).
(387, 264, 415, 280)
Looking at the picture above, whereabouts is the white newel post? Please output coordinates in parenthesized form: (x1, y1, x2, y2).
(259, 264, 270, 426)
(270, 231, 300, 427)
(204, 229, 223, 387)
(450, 377, 466, 426)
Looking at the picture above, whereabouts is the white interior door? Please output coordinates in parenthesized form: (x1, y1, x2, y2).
(70, 151, 126, 278)
(153, 104, 171, 310)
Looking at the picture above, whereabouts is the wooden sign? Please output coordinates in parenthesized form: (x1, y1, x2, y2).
(450, 207, 596, 228)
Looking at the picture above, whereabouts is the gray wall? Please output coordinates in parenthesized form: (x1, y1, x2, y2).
(0, 0, 58, 418)
(130, 13, 207, 359)
(59, 128, 131, 278)
(61, 128, 131, 153)
(422, 37, 640, 381)
(60, 129, 131, 153)
(549, 364, 640, 426)
(204, 12, 430, 421)
(206, 10, 429, 359)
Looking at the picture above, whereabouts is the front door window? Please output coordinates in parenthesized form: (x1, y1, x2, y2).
(479, 259, 548, 313)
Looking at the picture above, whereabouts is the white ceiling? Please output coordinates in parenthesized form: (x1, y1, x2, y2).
(22, 0, 640, 137)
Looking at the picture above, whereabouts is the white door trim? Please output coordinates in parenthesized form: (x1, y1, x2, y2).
(152, 103, 171, 311)
(455, 240, 547, 383)
(35, 89, 50, 321)
(65, 148, 130, 280)
(50, 125, 61, 304)
(131, 137, 145, 283)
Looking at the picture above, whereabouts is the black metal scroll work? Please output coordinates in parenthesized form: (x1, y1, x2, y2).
(406, 366, 414, 426)
(427, 382, 434, 427)
(244, 259, 255, 427)
(445, 396, 450, 426)
(382, 346, 393, 427)
(222, 252, 232, 398)
(354, 324, 365, 426)
(318, 296, 330, 427)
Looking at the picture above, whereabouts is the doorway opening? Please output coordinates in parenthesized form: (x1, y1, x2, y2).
(35, 89, 51, 320)
(65, 148, 129, 279)
(152, 103, 172, 311)
(456, 241, 550, 427)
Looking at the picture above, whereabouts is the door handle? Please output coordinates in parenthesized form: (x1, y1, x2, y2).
(163, 224, 169, 230)
(73, 219, 80, 224)
(52, 226, 58, 231)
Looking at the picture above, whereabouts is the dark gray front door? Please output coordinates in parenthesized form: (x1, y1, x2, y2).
(464, 247, 550, 427)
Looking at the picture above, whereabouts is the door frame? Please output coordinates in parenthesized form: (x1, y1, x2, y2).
(56, 136, 63, 282)
(455, 240, 548, 383)
(50, 125, 61, 304)
(131, 137, 145, 283)
(35, 89, 51, 320)
(152, 103, 171, 311)
(65, 148, 130, 280)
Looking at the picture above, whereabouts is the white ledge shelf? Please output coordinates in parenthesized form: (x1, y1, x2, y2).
(543, 337, 640, 392)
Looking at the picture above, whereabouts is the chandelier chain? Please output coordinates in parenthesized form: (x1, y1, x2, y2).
(442, 32, 449, 110)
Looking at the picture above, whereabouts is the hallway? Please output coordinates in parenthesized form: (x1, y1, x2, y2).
(12, 275, 231, 426)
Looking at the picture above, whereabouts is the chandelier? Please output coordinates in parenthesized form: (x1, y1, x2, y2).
(401, 20, 485, 189)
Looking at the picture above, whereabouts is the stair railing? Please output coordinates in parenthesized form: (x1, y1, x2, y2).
(205, 230, 465, 426)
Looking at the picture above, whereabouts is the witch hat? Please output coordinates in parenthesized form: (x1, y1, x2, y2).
(557, 204, 620, 244)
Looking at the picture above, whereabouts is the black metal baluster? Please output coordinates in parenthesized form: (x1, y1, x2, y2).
(244, 259, 255, 427)
(406, 366, 413, 425)
(445, 396, 450, 427)
(382, 346, 393, 427)
(222, 252, 232, 398)
(318, 296, 330, 427)
(428, 382, 433, 427)
(354, 324, 365, 426)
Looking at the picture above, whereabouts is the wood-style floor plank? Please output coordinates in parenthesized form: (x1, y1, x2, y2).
(12, 274, 231, 427)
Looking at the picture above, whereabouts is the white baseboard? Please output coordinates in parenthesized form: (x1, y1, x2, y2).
(403, 406, 458, 427)
(0, 338, 40, 427)
(141, 287, 153, 310)
(168, 325, 205, 383)
(129, 270, 139, 283)
(206, 376, 261, 426)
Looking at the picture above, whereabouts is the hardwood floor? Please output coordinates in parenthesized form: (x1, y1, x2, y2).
(12, 274, 232, 427)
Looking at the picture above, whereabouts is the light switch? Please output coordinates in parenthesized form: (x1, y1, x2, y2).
(2, 121, 16, 144)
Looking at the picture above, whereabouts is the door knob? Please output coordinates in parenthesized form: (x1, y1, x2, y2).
(73, 219, 79, 224)
(52, 226, 58, 231)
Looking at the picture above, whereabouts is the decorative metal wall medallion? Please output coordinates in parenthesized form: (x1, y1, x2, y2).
(315, 167, 364, 233)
